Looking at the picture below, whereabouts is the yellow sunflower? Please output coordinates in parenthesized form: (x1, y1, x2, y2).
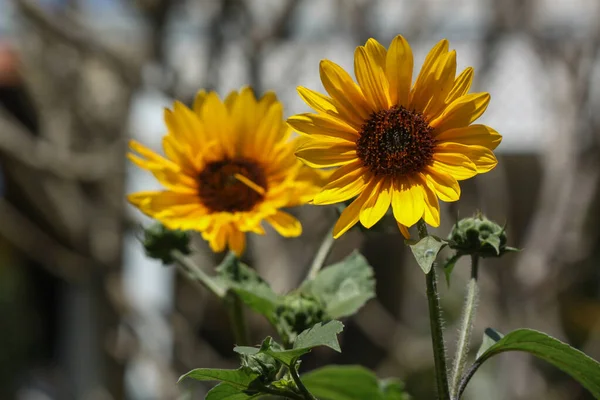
(128, 87, 324, 255)
(289, 36, 501, 239)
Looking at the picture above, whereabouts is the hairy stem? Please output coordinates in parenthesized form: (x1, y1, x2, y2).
(418, 220, 451, 400)
(450, 255, 479, 399)
(171, 250, 225, 298)
(290, 359, 317, 400)
(307, 224, 336, 280)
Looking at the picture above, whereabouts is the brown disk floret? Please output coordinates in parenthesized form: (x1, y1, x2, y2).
(198, 158, 267, 212)
(356, 105, 435, 176)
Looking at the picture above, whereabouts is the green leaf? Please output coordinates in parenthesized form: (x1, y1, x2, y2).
(178, 368, 258, 389)
(408, 236, 446, 274)
(379, 378, 409, 400)
(301, 365, 409, 400)
(442, 253, 461, 287)
(476, 327, 504, 359)
(301, 251, 375, 319)
(460, 329, 600, 398)
(234, 321, 344, 366)
(215, 255, 280, 321)
(206, 383, 261, 400)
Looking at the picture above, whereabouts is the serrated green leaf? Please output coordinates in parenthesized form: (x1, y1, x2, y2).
(178, 368, 258, 388)
(206, 383, 261, 400)
(234, 321, 344, 366)
(301, 251, 375, 319)
(301, 365, 409, 400)
(408, 236, 446, 274)
(476, 327, 504, 360)
(293, 320, 344, 352)
(460, 329, 600, 398)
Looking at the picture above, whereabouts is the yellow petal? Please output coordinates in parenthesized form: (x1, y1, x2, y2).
(128, 191, 200, 214)
(421, 182, 441, 227)
(445, 67, 474, 106)
(319, 60, 372, 127)
(410, 39, 449, 111)
(257, 91, 278, 116)
(422, 167, 461, 202)
(287, 113, 359, 142)
(436, 142, 498, 173)
(354, 46, 391, 111)
(201, 91, 232, 157)
(193, 89, 207, 115)
(365, 38, 387, 71)
(129, 140, 179, 169)
(313, 160, 369, 205)
(359, 178, 392, 228)
(224, 90, 239, 111)
(266, 211, 302, 237)
(431, 154, 478, 180)
(228, 228, 246, 256)
(422, 50, 457, 120)
(435, 124, 502, 150)
(397, 221, 411, 239)
(162, 135, 198, 174)
(430, 92, 490, 133)
(391, 177, 425, 227)
(385, 34, 413, 107)
(203, 223, 228, 253)
(128, 154, 197, 192)
(295, 140, 357, 168)
(333, 178, 376, 238)
(255, 102, 285, 153)
(297, 86, 337, 114)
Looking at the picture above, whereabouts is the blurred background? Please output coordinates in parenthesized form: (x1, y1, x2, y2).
(1, 0, 600, 399)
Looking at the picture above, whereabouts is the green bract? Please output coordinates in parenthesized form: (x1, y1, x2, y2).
(142, 223, 190, 264)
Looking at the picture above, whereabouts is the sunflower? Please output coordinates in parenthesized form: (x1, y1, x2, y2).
(128, 87, 324, 255)
(289, 36, 501, 239)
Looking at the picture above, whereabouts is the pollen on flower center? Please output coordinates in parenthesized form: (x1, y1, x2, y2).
(198, 158, 267, 212)
(356, 105, 435, 176)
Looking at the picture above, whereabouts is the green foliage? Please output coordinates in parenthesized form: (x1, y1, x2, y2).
(206, 383, 261, 400)
(141, 223, 190, 264)
(217, 250, 374, 345)
(301, 251, 376, 319)
(460, 329, 600, 399)
(181, 321, 360, 400)
(178, 368, 258, 388)
(234, 321, 344, 366)
(301, 365, 409, 400)
(407, 235, 447, 274)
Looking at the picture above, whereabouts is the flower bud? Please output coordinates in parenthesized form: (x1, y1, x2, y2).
(142, 223, 190, 264)
(448, 214, 514, 258)
(275, 292, 327, 343)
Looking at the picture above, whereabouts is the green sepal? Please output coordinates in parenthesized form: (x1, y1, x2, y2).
(407, 235, 447, 274)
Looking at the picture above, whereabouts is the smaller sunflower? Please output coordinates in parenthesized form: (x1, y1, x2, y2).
(289, 35, 501, 239)
(128, 87, 324, 255)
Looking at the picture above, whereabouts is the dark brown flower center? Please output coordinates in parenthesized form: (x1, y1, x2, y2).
(197, 158, 267, 212)
(356, 105, 435, 176)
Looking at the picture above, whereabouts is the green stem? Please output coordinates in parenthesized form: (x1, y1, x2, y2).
(226, 257, 250, 346)
(171, 250, 226, 298)
(290, 359, 317, 400)
(450, 255, 479, 399)
(417, 220, 451, 400)
(307, 224, 336, 280)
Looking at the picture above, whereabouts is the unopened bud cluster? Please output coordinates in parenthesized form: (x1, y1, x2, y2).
(142, 223, 191, 264)
(448, 214, 514, 258)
